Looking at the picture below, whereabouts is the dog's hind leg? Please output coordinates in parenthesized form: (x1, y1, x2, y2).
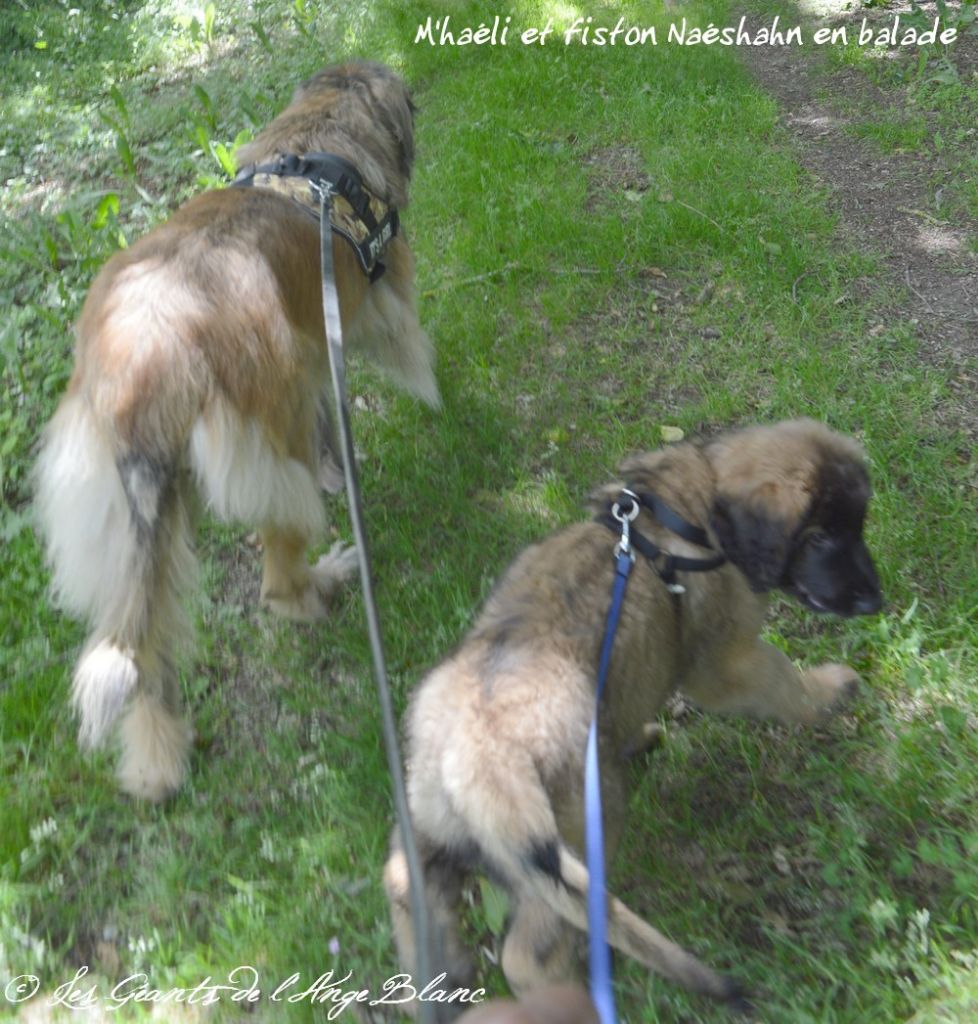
(259, 529, 357, 621)
(114, 463, 197, 801)
(384, 829, 476, 1019)
(36, 398, 197, 800)
(500, 893, 582, 996)
(188, 400, 356, 621)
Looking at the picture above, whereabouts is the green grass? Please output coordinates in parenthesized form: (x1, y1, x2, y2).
(815, 0, 978, 223)
(2, 0, 977, 1021)
(848, 115, 930, 153)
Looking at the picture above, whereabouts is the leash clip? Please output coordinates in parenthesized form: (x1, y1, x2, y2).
(611, 489, 640, 562)
(309, 177, 337, 203)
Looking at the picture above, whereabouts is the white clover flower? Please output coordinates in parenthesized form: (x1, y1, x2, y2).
(29, 818, 58, 845)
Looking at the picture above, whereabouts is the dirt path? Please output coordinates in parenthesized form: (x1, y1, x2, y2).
(736, 5, 977, 433)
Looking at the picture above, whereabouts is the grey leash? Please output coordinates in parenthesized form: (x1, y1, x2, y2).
(316, 183, 438, 1022)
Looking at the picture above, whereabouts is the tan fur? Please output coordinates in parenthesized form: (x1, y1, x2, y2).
(385, 420, 878, 1015)
(34, 61, 435, 801)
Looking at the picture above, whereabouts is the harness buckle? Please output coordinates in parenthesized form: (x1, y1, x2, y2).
(611, 489, 640, 562)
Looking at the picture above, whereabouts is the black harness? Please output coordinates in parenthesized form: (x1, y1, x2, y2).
(595, 487, 726, 594)
(232, 151, 398, 281)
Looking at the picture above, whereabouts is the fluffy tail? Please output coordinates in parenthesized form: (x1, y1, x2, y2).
(346, 234, 440, 407)
(455, 757, 745, 1008)
(35, 395, 196, 798)
(551, 844, 747, 1007)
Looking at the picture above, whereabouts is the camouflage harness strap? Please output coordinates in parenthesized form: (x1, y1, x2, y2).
(232, 151, 398, 281)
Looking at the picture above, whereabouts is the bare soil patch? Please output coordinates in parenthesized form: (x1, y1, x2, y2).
(736, 5, 977, 433)
(582, 144, 651, 211)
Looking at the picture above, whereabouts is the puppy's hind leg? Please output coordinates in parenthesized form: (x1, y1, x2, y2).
(552, 851, 749, 1011)
(384, 829, 476, 1020)
(500, 893, 582, 997)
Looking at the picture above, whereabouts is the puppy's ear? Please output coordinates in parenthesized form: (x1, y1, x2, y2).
(711, 486, 795, 592)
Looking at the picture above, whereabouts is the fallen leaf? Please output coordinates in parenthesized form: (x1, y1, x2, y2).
(761, 909, 793, 936)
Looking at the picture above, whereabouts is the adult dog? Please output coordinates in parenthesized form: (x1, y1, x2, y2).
(384, 419, 881, 1015)
(35, 61, 436, 801)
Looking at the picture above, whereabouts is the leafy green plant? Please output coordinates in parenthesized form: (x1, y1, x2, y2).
(98, 84, 137, 179)
(210, 132, 252, 179)
(249, 17, 275, 54)
(175, 3, 217, 49)
(291, 0, 316, 39)
(906, 0, 977, 84)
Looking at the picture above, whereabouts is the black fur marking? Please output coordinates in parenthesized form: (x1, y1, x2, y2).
(481, 613, 525, 651)
(710, 498, 791, 593)
(477, 608, 539, 692)
(428, 838, 485, 877)
(526, 840, 562, 883)
(424, 837, 514, 892)
(781, 457, 881, 617)
(117, 453, 171, 542)
(560, 581, 583, 618)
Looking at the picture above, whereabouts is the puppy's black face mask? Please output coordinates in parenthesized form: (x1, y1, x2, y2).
(713, 461, 883, 618)
(783, 521, 882, 617)
(784, 461, 881, 617)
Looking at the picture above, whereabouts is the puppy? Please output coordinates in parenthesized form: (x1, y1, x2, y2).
(384, 419, 881, 1015)
(35, 61, 436, 801)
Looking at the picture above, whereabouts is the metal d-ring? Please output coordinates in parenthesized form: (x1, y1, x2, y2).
(611, 488, 640, 561)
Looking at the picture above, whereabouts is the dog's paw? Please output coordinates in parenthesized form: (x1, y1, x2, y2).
(262, 543, 358, 621)
(264, 588, 329, 621)
(116, 695, 192, 802)
(311, 541, 359, 598)
(317, 454, 345, 495)
(802, 663, 860, 719)
(623, 721, 668, 759)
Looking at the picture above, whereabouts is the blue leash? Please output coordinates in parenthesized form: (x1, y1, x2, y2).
(586, 491, 639, 1024)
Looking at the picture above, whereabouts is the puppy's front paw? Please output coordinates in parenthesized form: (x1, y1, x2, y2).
(802, 663, 860, 720)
